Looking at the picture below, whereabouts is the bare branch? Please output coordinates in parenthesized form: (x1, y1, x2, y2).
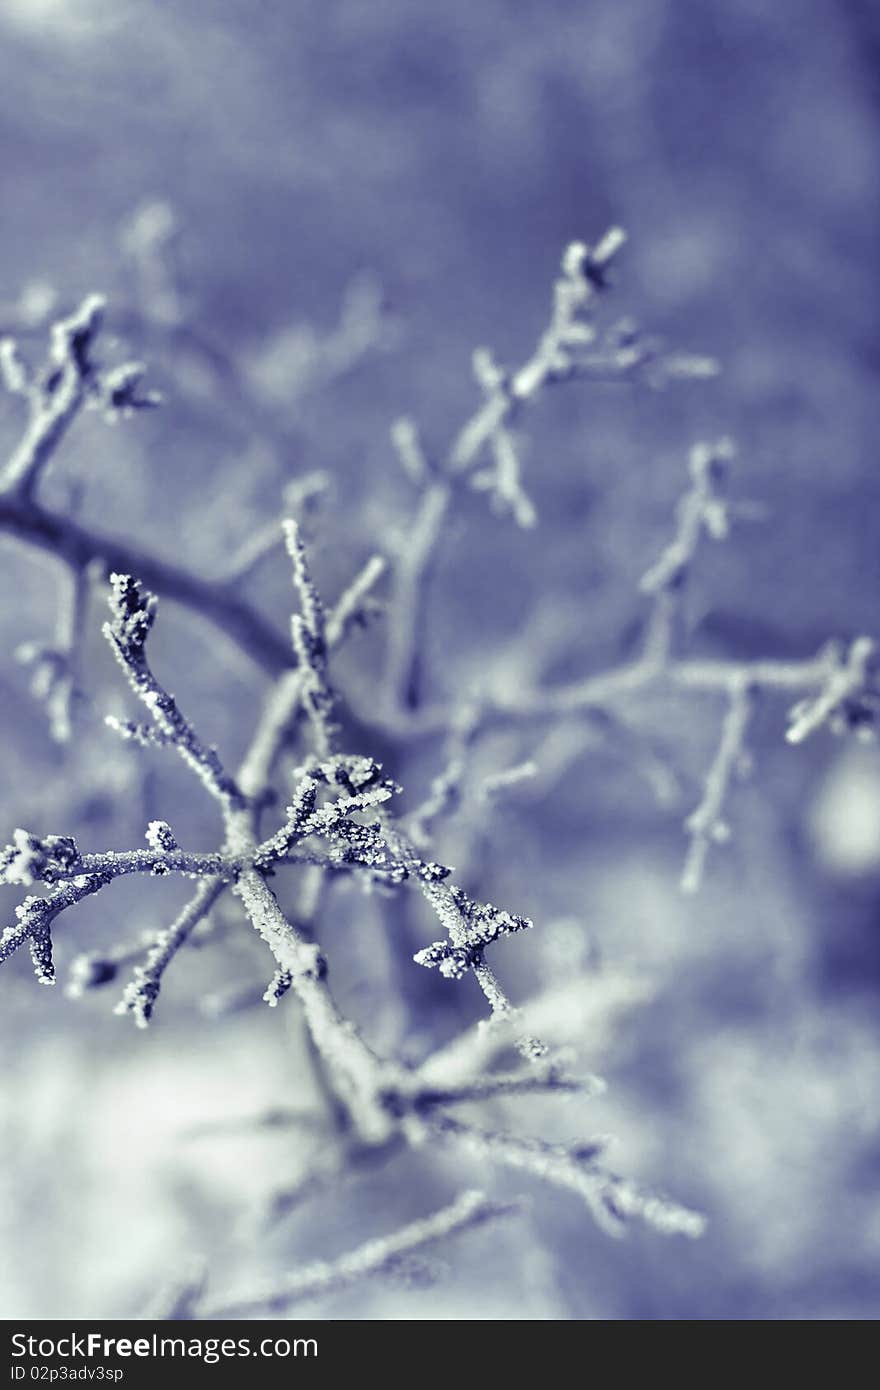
(428, 1116, 705, 1239)
(0, 492, 292, 674)
(283, 519, 336, 757)
(1, 297, 105, 501)
(681, 678, 756, 893)
(198, 1190, 518, 1319)
(115, 879, 226, 1027)
(786, 636, 878, 744)
(103, 574, 246, 810)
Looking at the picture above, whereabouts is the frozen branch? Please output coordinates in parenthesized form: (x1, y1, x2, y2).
(103, 574, 246, 810)
(407, 703, 479, 848)
(115, 879, 226, 1027)
(1, 297, 104, 502)
(0, 295, 159, 505)
(391, 416, 432, 486)
(384, 480, 450, 711)
(479, 760, 539, 803)
(283, 519, 336, 757)
(384, 230, 713, 714)
(237, 553, 385, 802)
(786, 636, 878, 744)
(0, 295, 291, 675)
(0, 491, 292, 674)
(198, 1189, 518, 1319)
(410, 1063, 604, 1110)
(8, 233, 836, 1304)
(414, 882, 534, 982)
(0, 871, 111, 985)
(428, 1116, 705, 1239)
(640, 438, 735, 665)
(681, 678, 756, 893)
(16, 561, 96, 741)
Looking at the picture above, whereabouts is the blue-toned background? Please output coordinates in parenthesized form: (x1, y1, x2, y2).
(1, 0, 879, 1320)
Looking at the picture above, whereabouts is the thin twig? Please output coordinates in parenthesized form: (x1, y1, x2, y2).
(198, 1189, 518, 1319)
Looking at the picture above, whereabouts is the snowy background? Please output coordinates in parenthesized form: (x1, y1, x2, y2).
(1, 0, 879, 1320)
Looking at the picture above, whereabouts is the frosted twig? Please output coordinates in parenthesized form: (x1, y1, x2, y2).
(681, 678, 756, 893)
(372, 644, 838, 742)
(66, 934, 152, 999)
(227, 864, 399, 1144)
(449, 232, 629, 474)
(103, 574, 246, 810)
(412, 871, 548, 1063)
(479, 760, 539, 802)
(115, 879, 226, 1027)
(0, 295, 159, 505)
(428, 1116, 705, 1239)
(198, 1189, 518, 1319)
(411, 1064, 603, 1109)
(225, 475, 332, 585)
(121, 200, 184, 331)
(414, 881, 533, 980)
(284, 519, 336, 757)
(247, 271, 393, 405)
(75, 847, 237, 879)
(325, 553, 386, 648)
(0, 294, 291, 674)
(15, 558, 95, 745)
(786, 636, 878, 744)
(385, 480, 450, 711)
(224, 517, 285, 586)
(0, 297, 105, 502)
(391, 416, 432, 486)
(640, 439, 735, 666)
(0, 337, 32, 396)
(0, 490, 293, 673)
(384, 234, 715, 713)
(468, 348, 537, 528)
(237, 554, 385, 803)
(0, 871, 111, 984)
(407, 703, 480, 847)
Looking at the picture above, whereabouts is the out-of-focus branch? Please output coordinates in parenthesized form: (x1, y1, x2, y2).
(0, 492, 292, 674)
(384, 230, 717, 713)
(114, 880, 226, 1027)
(681, 678, 756, 893)
(197, 1190, 517, 1319)
(424, 1115, 706, 1239)
(0, 297, 293, 677)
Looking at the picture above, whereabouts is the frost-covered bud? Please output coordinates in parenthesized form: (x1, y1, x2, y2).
(561, 240, 589, 281)
(262, 969, 293, 1007)
(390, 416, 430, 485)
(309, 753, 387, 792)
(0, 829, 79, 886)
(688, 437, 735, 487)
(96, 361, 161, 421)
(787, 637, 878, 745)
(561, 228, 626, 292)
(49, 294, 104, 376)
(472, 346, 507, 396)
(66, 952, 119, 997)
(146, 820, 178, 854)
(417, 861, 452, 884)
(413, 941, 471, 978)
(105, 574, 157, 660)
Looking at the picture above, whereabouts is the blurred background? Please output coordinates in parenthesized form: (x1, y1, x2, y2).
(1, 0, 879, 1320)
